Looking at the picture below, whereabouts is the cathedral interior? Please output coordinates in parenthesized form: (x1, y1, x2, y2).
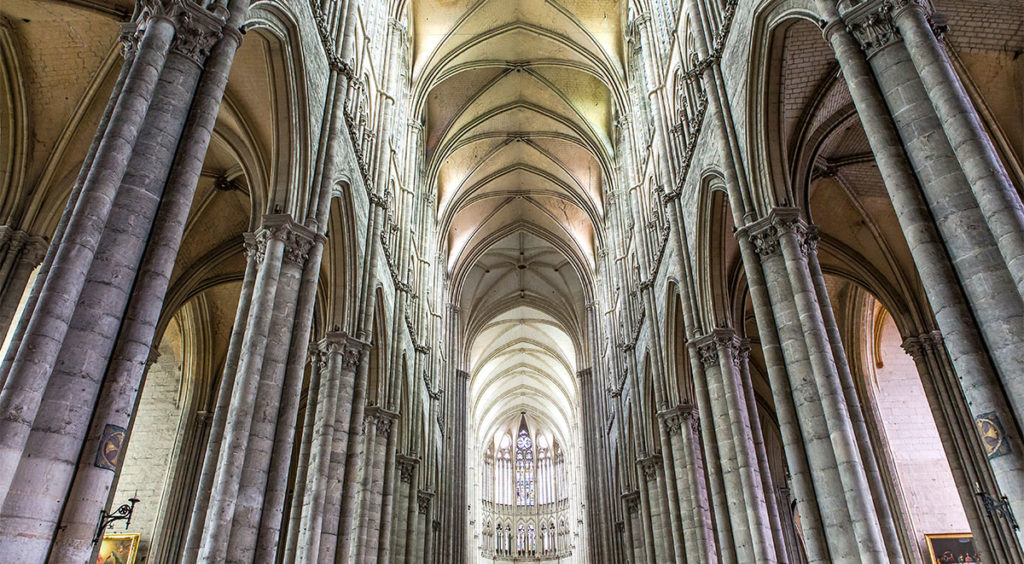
(0, 0, 1022, 562)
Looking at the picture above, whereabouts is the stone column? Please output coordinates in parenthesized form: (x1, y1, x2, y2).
(394, 454, 418, 561)
(903, 333, 1024, 563)
(197, 216, 316, 562)
(304, 333, 366, 563)
(355, 406, 396, 562)
(637, 455, 672, 563)
(838, 0, 1024, 409)
(696, 332, 757, 563)
(282, 346, 324, 563)
(660, 403, 717, 562)
(740, 208, 892, 563)
(712, 329, 777, 562)
(0, 6, 229, 559)
(891, 1, 1024, 298)
(182, 235, 259, 562)
(733, 232, 831, 564)
(416, 490, 433, 563)
(821, 0, 1024, 536)
(0, 229, 46, 340)
(622, 490, 644, 564)
(690, 336, 738, 564)
(737, 344, 791, 563)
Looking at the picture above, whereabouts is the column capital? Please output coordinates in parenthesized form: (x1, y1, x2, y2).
(169, 3, 225, 67)
(636, 454, 662, 482)
(417, 490, 434, 514)
(259, 214, 322, 266)
(839, 0, 903, 58)
(396, 454, 419, 483)
(658, 403, 698, 436)
(621, 490, 641, 514)
(365, 405, 400, 438)
(321, 331, 369, 370)
(737, 208, 816, 258)
(576, 368, 593, 380)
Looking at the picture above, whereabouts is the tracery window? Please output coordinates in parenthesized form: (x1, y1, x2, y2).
(515, 427, 535, 506)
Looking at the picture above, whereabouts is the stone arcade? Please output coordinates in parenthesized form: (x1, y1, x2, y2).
(0, 0, 1021, 562)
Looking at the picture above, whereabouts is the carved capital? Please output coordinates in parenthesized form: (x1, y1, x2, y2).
(695, 336, 719, 368)
(844, 1, 902, 58)
(365, 406, 399, 438)
(397, 454, 419, 483)
(170, 9, 223, 66)
(637, 455, 662, 482)
(659, 403, 697, 436)
(418, 490, 434, 514)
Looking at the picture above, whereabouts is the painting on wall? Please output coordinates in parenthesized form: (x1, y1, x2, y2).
(96, 533, 140, 564)
(925, 533, 979, 563)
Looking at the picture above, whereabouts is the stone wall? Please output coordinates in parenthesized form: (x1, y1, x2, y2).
(872, 309, 969, 548)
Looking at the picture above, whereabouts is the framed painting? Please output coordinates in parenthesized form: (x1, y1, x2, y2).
(96, 533, 140, 564)
(925, 533, 979, 563)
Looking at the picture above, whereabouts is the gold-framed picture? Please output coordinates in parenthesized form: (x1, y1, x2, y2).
(925, 532, 978, 563)
(96, 533, 140, 564)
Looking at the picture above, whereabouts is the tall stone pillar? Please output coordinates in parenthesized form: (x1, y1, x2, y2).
(738, 208, 895, 563)
(660, 403, 717, 562)
(295, 332, 365, 563)
(354, 406, 397, 562)
(636, 456, 670, 563)
(697, 329, 778, 563)
(821, 0, 1024, 538)
(903, 333, 1024, 563)
(416, 490, 433, 563)
(393, 454, 418, 561)
(891, 1, 1024, 298)
(622, 490, 645, 564)
(282, 345, 325, 563)
(837, 0, 1024, 412)
(0, 3, 246, 559)
(197, 216, 318, 562)
(0, 228, 46, 340)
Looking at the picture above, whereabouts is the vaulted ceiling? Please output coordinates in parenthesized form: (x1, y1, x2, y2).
(410, 0, 625, 436)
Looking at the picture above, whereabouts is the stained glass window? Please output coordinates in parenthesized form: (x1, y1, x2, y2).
(515, 427, 534, 506)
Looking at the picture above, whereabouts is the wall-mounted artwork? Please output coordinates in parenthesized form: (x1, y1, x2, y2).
(925, 533, 978, 563)
(96, 533, 140, 564)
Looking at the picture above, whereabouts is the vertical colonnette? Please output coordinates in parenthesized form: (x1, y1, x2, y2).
(821, 0, 1024, 553)
(0, 1, 246, 561)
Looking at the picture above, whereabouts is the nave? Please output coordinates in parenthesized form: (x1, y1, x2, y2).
(0, 0, 1021, 562)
